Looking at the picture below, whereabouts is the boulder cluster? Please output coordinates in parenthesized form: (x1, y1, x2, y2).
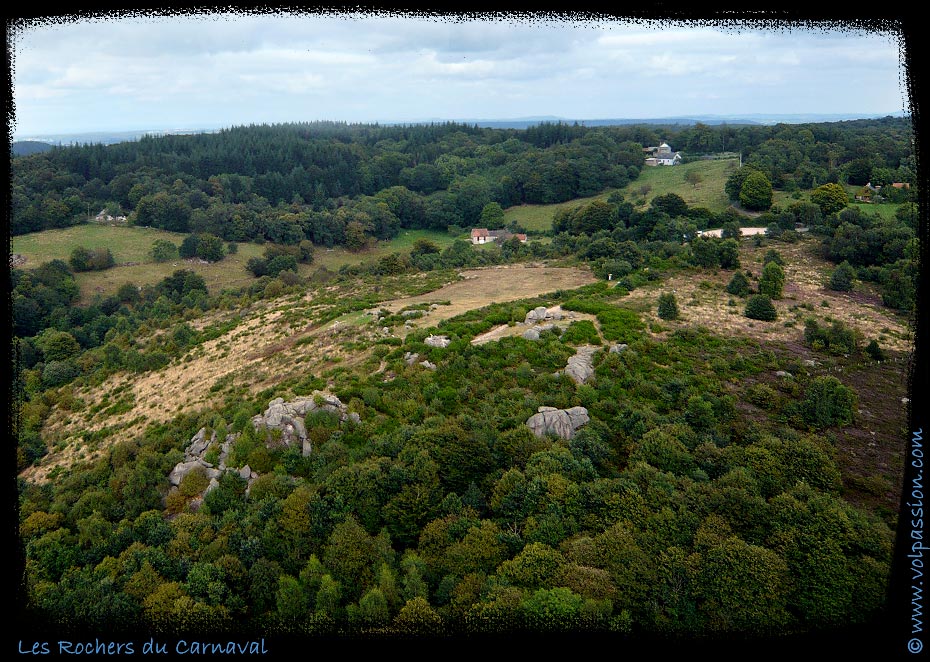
(251, 392, 359, 456)
(525, 406, 590, 440)
(167, 427, 256, 504)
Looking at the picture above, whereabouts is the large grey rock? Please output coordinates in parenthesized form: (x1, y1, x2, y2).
(239, 464, 252, 480)
(526, 405, 589, 440)
(523, 328, 540, 341)
(525, 306, 550, 324)
(252, 392, 356, 456)
(188, 428, 209, 456)
(564, 345, 599, 385)
(168, 460, 204, 487)
(419, 360, 437, 370)
(405, 351, 420, 365)
(775, 370, 793, 378)
(425, 335, 451, 348)
(609, 344, 628, 354)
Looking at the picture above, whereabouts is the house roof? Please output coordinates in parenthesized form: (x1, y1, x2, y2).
(471, 228, 490, 238)
(655, 152, 681, 161)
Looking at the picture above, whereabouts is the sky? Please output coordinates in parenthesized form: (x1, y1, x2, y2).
(8, 12, 909, 138)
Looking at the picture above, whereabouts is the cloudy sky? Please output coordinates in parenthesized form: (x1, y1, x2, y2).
(9, 12, 908, 138)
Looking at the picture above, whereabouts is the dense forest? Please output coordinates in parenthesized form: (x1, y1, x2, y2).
(10, 117, 915, 246)
(12, 117, 917, 643)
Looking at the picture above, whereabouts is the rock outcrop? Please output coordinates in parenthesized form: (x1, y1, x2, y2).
(525, 306, 563, 325)
(167, 427, 256, 506)
(563, 345, 599, 384)
(523, 324, 558, 341)
(424, 335, 451, 348)
(252, 392, 358, 456)
(609, 344, 628, 354)
(525, 406, 589, 440)
(168, 428, 223, 487)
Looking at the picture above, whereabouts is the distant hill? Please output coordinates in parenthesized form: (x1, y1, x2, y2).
(11, 140, 55, 156)
(395, 112, 907, 130)
(12, 128, 220, 147)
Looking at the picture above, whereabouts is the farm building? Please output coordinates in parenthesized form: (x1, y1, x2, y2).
(471, 228, 528, 245)
(644, 142, 682, 166)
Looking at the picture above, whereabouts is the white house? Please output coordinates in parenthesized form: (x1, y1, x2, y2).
(471, 228, 528, 245)
(645, 142, 682, 166)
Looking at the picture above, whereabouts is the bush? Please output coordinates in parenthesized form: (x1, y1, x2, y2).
(758, 261, 785, 299)
(801, 376, 857, 429)
(179, 234, 200, 259)
(744, 295, 777, 321)
(763, 250, 784, 266)
(718, 239, 740, 269)
(42, 360, 80, 387)
(561, 320, 601, 346)
(246, 257, 268, 277)
(739, 171, 773, 211)
(726, 271, 751, 297)
(657, 293, 680, 321)
(810, 183, 849, 216)
(69, 246, 115, 271)
(150, 239, 179, 263)
(865, 339, 885, 361)
(196, 234, 226, 262)
(804, 319, 858, 355)
(828, 261, 856, 292)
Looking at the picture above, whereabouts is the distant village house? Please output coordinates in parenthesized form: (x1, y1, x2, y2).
(854, 181, 910, 203)
(471, 228, 528, 245)
(643, 142, 682, 166)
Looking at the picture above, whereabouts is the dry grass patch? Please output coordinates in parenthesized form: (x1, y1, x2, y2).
(624, 237, 911, 353)
(382, 264, 597, 331)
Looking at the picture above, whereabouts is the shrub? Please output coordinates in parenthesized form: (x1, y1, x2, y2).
(745, 295, 777, 321)
(70, 246, 115, 271)
(657, 293, 679, 321)
(726, 271, 751, 297)
(828, 261, 856, 292)
(758, 261, 785, 299)
(801, 376, 857, 429)
(763, 250, 784, 266)
(739, 171, 774, 211)
(717, 239, 741, 269)
(865, 340, 885, 361)
(561, 320, 601, 346)
(150, 239, 179, 262)
(810, 183, 849, 216)
(804, 319, 858, 355)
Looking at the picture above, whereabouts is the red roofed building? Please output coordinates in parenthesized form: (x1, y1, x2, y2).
(471, 229, 527, 245)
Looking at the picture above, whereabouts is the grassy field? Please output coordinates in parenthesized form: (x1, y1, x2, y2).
(504, 191, 614, 232)
(12, 225, 466, 303)
(621, 158, 739, 213)
(503, 159, 741, 233)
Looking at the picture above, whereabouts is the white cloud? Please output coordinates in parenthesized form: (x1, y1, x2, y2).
(9, 13, 907, 136)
